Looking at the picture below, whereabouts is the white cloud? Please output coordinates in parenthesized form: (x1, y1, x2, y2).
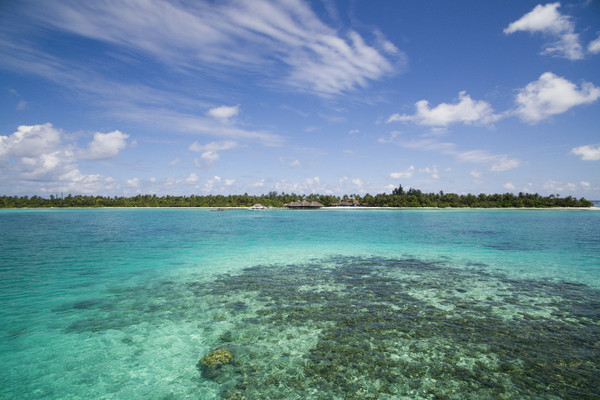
(589, 35, 600, 54)
(198, 175, 235, 192)
(274, 176, 324, 193)
(190, 140, 238, 166)
(570, 144, 600, 161)
(186, 173, 200, 184)
(0, 123, 121, 193)
(504, 3, 583, 60)
(420, 166, 440, 179)
(21, 0, 402, 97)
(0, 123, 61, 159)
(458, 150, 522, 172)
(352, 178, 365, 188)
(398, 139, 522, 172)
(503, 182, 516, 191)
(200, 151, 220, 164)
(514, 72, 600, 123)
(542, 179, 591, 194)
(168, 158, 180, 166)
(470, 170, 482, 179)
(280, 156, 302, 167)
(189, 140, 238, 153)
(388, 91, 500, 127)
(80, 130, 129, 160)
(127, 177, 140, 187)
(251, 179, 265, 187)
(203, 176, 222, 192)
(378, 130, 402, 144)
(390, 166, 415, 179)
(207, 105, 239, 123)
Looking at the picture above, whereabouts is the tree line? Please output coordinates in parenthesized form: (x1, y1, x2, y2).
(0, 186, 594, 208)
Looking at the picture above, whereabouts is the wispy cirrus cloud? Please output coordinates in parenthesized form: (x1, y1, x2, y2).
(10, 0, 402, 97)
(395, 139, 522, 172)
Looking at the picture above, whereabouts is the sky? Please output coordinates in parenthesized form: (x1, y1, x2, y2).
(1, 0, 599, 198)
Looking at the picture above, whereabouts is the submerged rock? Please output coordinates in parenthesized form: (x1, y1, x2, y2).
(198, 348, 233, 379)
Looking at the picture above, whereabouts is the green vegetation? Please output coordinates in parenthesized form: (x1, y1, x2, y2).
(0, 186, 593, 208)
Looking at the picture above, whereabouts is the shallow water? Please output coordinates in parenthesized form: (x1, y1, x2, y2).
(1, 208, 599, 399)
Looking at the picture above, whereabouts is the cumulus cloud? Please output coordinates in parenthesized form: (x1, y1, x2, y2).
(390, 166, 415, 179)
(190, 140, 238, 166)
(503, 182, 516, 191)
(420, 166, 440, 179)
(470, 170, 482, 179)
(504, 3, 583, 60)
(387, 91, 500, 127)
(274, 176, 325, 193)
(207, 105, 239, 123)
(127, 177, 140, 187)
(251, 179, 266, 187)
(80, 130, 129, 160)
(0, 123, 119, 193)
(0, 123, 62, 159)
(186, 173, 200, 184)
(543, 179, 591, 193)
(514, 72, 600, 123)
(350, 178, 367, 192)
(570, 144, 600, 161)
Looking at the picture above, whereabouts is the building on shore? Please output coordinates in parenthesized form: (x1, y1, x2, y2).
(284, 200, 324, 209)
(337, 197, 360, 207)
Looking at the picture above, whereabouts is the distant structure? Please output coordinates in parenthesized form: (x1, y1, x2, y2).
(250, 203, 266, 210)
(285, 200, 324, 209)
(337, 197, 360, 207)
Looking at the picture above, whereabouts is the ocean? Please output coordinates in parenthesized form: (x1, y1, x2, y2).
(1, 208, 599, 399)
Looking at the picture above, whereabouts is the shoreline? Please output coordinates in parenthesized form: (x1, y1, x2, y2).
(1, 206, 599, 210)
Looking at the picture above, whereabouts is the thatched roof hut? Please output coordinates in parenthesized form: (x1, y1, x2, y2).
(285, 200, 323, 209)
(337, 197, 360, 207)
(250, 203, 266, 210)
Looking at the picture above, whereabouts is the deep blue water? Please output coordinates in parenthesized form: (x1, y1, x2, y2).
(1, 208, 599, 399)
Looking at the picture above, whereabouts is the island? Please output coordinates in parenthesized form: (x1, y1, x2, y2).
(0, 186, 594, 208)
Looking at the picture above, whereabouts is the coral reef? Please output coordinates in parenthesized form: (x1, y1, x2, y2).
(194, 256, 600, 399)
(198, 348, 233, 379)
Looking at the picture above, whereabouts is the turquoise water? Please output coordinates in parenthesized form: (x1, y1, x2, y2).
(1, 208, 599, 399)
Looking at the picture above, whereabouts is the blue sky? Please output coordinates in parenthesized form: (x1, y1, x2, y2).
(1, 1, 599, 198)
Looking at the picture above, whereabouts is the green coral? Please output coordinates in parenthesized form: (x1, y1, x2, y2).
(198, 348, 233, 379)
